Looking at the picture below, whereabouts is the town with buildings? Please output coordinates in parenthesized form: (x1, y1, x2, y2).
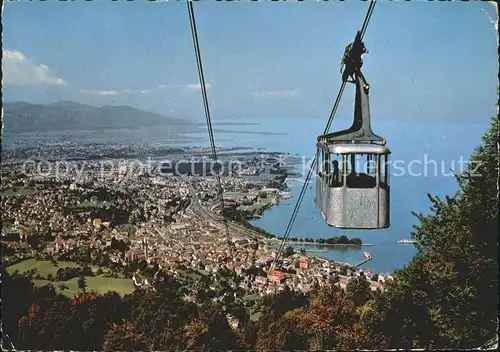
(2, 145, 389, 325)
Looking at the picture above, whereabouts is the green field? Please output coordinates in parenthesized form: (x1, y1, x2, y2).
(223, 192, 250, 200)
(7, 259, 134, 297)
(238, 197, 274, 212)
(249, 306, 263, 322)
(177, 269, 203, 281)
(7, 259, 81, 276)
(66, 276, 134, 295)
(243, 293, 261, 302)
(76, 200, 116, 209)
(32, 279, 77, 297)
(1, 186, 36, 197)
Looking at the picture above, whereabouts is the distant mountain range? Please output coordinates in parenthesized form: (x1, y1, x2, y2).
(2, 101, 199, 133)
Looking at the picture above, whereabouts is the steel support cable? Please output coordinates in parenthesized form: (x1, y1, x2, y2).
(340, 0, 376, 81)
(271, 81, 346, 271)
(360, 0, 376, 39)
(271, 0, 377, 271)
(187, 2, 230, 240)
(0, 322, 16, 351)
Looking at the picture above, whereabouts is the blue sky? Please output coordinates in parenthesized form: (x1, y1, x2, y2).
(2, 0, 498, 124)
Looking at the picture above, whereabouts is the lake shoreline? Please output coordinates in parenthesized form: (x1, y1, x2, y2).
(269, 240, 374, 247)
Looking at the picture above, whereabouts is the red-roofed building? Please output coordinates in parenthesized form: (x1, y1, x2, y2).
(93, 218, 102, 230)
(266, 283, 277, 294)
(148, 255, 165, 264)
(299, 258, 309, 269)
(268, 270, 285, 283)
(370, 281, 383, 291)
(339, 278, 350, 290)
(255, 276, 267, 285)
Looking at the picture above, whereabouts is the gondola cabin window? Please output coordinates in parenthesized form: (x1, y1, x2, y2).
(317, 150, 344, 187)
(379, 154, 389, 188)
(344, 153, 377, 189)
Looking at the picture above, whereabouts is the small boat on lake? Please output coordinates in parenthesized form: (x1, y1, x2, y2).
(398, 239, 416, 244)
(279, 191, 292, 199)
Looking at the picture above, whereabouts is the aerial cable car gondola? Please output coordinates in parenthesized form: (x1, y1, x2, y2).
(315, 30, 391, 229)
(271, 0, 381, 270)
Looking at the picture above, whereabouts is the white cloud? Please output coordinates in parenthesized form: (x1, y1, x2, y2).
(252, 90, 300, 99)
(80, 89, 118, 96)
(122, 89, 150, 94)
(80, 88, 150, 96)
(2, 49, 67, 86)
(481, 7, 499, 36)
(185, 83, 211, 90)
(81, 84, 209, 96)
(4, 50, 26, 62)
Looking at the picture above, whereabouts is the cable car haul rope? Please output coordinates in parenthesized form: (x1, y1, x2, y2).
(187, 1, 231, 243)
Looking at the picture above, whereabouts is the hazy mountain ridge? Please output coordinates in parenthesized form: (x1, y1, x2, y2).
(2, 101, 199, 133)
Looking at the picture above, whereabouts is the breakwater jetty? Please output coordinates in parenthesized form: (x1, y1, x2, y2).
(354, 252, 373, 268)
(269, 239, 374, 247)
